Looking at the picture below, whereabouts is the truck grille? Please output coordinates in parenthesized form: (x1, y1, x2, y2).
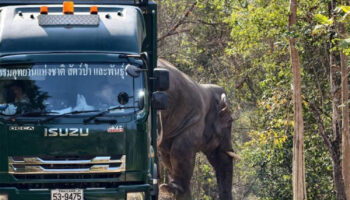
(8, 155, 126, 175)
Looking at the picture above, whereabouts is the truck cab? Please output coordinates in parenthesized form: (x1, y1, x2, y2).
(0, 1, 163, 199)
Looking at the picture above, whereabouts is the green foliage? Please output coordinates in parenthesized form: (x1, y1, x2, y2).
(340, 5, 350, 13)
(314, 14, 332, 25)
(313, 4, 350, 55)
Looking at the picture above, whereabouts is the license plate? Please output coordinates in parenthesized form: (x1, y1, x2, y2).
(51, 189, 83, 200)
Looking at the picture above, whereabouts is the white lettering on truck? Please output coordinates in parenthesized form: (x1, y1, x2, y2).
(44, 128, 89, 137)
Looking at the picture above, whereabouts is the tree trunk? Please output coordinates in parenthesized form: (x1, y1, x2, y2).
(331, 140, 347, 200)
(288, 0, 306, 199)
(329, 45, 347, 200)
(311, 100, 346, 200)
(339, 8, 350, 199)
(342, 57, 350, 200)
(327, 1, 348, 198)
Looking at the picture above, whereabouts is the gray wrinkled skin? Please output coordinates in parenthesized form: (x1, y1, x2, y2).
(157, 59, 234, 200)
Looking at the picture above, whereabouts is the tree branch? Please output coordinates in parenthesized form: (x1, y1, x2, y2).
(310, 103, 334, 155)
(157, 1, 197, 42)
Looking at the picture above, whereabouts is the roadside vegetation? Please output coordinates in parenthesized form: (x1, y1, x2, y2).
(157, 0, 350, 199)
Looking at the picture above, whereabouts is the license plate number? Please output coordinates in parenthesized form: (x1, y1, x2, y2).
(51, 189, 83, 200)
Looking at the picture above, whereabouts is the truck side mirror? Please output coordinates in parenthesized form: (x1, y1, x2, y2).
(154, 68, 169, 91)
(152, 91, 168, 110)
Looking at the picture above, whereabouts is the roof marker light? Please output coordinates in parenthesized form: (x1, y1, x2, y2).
(40, 6, 48, 14)
(90, 6, 98, 14)
(63, 1, 74, 14)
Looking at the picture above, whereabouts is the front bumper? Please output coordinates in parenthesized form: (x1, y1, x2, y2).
(0, 184, 151, 200)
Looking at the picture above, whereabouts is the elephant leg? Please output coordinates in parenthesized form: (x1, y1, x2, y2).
(167, 135, 196, 200)
(206, 149, 233, 200)
(159, 149, 172, 174)
(158, 139, 174, 185)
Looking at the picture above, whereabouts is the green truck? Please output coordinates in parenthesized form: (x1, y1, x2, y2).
(0, 0, 168, 199)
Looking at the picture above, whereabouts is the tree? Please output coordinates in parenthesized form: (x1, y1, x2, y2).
(339, 2, 350, 199)
(311, 2, 350, 198)
(288, 0, 307, 199)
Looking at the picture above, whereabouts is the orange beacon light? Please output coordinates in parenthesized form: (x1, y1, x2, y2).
(63, 1, 74, 14)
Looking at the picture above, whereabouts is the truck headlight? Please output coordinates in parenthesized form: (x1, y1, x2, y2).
(127, 192, 145, 200)
(0, 194, 8, 200)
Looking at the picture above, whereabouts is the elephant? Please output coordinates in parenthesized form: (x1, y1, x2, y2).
(156, 59, 239, 200)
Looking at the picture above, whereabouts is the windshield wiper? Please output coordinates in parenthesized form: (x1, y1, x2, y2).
(39, 110, 100, 124)
(83, 106, 138, 124)
(0, 113, 15, 117)
(20, 111, 59, 117)
(0, 111, 57, 121)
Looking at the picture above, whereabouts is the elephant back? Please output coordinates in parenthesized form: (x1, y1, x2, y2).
(157, 59, 208, 142)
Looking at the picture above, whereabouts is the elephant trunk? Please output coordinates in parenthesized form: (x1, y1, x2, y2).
(206, 150, 233, 200)
(217, 152, 233, 200)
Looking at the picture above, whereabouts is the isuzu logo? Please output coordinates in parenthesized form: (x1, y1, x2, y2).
(44, 128, 89, 137)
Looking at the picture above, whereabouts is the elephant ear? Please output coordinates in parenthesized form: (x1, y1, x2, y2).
(214, 93, 233, 134)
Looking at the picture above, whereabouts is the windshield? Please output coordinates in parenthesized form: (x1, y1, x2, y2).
(0, 63, 145, 115)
